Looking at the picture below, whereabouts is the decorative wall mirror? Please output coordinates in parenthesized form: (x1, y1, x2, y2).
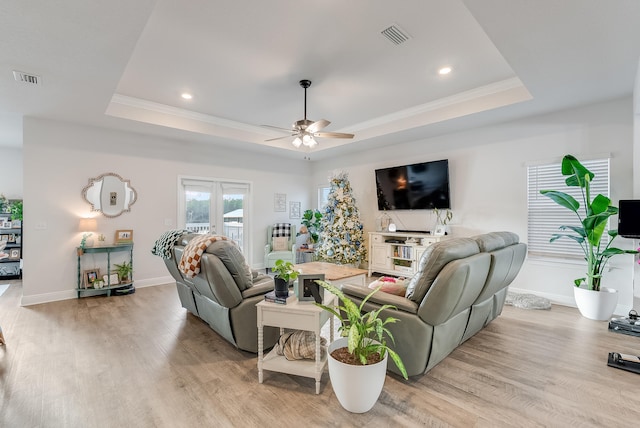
(82, 172, 137, 218)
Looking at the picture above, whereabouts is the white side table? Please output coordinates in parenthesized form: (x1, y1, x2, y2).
(257, 294, 335, 394)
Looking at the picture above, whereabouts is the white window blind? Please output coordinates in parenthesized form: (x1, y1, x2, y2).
(527, 158, 610, 258)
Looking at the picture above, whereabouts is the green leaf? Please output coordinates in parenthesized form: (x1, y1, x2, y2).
(550, 234, 584, 245)
(386, 348, 408, 380)
(561, 155, 593, 187)
(540, 190, 580, 212)
(590, 194, 611, 215)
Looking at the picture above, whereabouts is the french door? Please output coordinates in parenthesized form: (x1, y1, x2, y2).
(178, 177, 250, 255)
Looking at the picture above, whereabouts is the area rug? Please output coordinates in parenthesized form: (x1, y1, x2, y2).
(505, 291, 551, 310)
(0, 284, 9, 297)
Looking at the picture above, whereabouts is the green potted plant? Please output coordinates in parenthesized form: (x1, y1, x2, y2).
(272, 259, 298, 297)
(10, 200, 22, 221)
(315, 280, 407, 413)
(540, 154, 638, 319)
(301, 209, 322, 247)
(113, 261, 133, 284)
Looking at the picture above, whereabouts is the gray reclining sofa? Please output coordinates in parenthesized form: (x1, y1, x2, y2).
(163, 233, 279, 353)
(341, 232, 526, 377)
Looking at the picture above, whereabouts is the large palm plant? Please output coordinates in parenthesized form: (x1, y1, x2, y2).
(540, 155, 637, 291)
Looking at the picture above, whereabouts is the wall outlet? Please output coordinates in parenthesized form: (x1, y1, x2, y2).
(35, 222, 47, 230)
(164, 218, 173, 226)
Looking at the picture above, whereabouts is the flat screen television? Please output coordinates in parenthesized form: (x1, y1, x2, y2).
(375, 159, 451, 210)
(618, 200, 640, 238)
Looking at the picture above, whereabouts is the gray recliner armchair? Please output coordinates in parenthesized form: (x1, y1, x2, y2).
(340, 232, 526, 377)
(163, 233, 279, 353)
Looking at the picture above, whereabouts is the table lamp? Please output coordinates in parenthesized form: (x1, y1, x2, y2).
(78, 217, 97, 247)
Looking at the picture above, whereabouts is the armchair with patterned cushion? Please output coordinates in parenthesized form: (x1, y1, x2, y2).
(264, 223, 297, 272)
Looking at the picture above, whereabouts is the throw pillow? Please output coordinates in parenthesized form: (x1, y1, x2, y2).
(272, 236, 289, 251)
(368, 276, 408, 296)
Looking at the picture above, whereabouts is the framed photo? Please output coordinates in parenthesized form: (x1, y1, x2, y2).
(8, 248, 20, 260)
(7, 234, 15, 243)
(295, 274, 325, 303)
(1, 221, 12, 229)
(274, 193, 286, 212)
(433, 224, 446, 236)
(84, 268, 101, 289)
(11, 220, 21, 228)
(103, 273, 119, 286)
(114, 229, 134, 244)
(289, 201, 301, 219)
(0, 234, 8, 242)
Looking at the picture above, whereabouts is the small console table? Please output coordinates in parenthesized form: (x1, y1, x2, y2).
(257, 293, 335, 394)
(76, 243, 134, 298)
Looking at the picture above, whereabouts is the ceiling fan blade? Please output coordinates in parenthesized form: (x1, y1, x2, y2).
(314, 131, 355, 139)
(306, 119, 330, 134)
(260, 124, 293, 133)
(265, 134, 296, 142)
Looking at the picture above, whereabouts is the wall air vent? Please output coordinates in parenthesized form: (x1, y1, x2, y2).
(13, 70, 41, 85)
(381, 24, 411, 45)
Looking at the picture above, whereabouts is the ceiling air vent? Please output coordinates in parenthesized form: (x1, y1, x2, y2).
(13, 70, 41, 85)
(381, 24, 411, 45)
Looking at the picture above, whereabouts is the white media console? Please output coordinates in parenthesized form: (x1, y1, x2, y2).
(368, 231, 446, 277)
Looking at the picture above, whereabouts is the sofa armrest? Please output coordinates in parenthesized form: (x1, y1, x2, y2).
(242, 277, 274, 299)
(340, 284, 418, 314)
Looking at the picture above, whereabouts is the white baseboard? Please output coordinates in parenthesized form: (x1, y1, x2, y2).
(20, 275, 176, 306)
(508, 287, 632, 317)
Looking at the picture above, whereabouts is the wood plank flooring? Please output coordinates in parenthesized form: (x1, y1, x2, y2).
(1, 281, 639, 427)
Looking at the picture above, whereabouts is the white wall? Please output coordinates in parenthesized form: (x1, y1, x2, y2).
(0, 147, 23, 199)
(311, 97, 637, 312)
(20, 97, 638, 309)
(22, 118, 312, 304)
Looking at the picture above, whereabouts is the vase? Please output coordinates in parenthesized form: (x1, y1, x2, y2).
(274, 277, 289, 298)
(327, 337, 388, 413)
(573, 286, 618, 321)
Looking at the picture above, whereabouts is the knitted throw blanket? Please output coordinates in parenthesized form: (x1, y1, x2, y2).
(179, 234, 228, 278)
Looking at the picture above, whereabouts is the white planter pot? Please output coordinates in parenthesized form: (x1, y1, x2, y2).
(327, 337, 388, 413)
(573, 286, 618, 321)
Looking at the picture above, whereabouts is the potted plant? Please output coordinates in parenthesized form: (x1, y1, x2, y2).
(540, 154, 638, 320)
(113, 261, 133, 284)
(315, 280, 407, 413)
(10, 200, 22, 221)
(272, 259, 298, 297)
(301, 209, 322, 248)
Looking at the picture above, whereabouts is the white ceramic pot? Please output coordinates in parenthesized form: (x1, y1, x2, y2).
(573, 286, 618, 321)
(327, 337, 388, 413)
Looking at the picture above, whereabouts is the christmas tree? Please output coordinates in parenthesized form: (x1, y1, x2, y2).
(316, 172, 367, 265)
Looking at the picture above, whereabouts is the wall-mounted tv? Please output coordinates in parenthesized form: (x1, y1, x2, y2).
(375, 159, 451, 210)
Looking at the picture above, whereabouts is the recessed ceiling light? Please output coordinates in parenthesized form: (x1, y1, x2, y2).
(438, 67, 452, 75)
(181, 93, 193, 100)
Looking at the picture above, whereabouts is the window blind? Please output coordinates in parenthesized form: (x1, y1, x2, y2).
(527, 158, 610, 258)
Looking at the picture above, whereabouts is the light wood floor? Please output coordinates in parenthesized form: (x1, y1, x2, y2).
(1, 282, 639, 427)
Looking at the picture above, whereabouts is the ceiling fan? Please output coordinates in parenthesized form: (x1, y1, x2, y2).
(262, 79, 355, 148)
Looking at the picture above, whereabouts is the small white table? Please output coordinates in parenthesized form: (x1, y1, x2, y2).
(257, 294, 335, 394)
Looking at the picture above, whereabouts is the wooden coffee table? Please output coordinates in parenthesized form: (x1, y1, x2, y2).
(293, 261, 367, 287)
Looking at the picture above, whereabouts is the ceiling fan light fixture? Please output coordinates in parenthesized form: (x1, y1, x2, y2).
(302, 134, 316, 147)
(292, 137, 302, 148)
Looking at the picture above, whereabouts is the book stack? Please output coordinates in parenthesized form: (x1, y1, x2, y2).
(264, 290, 296, 305)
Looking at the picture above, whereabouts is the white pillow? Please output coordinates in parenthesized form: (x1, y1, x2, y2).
(272, 236, 289, 251)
